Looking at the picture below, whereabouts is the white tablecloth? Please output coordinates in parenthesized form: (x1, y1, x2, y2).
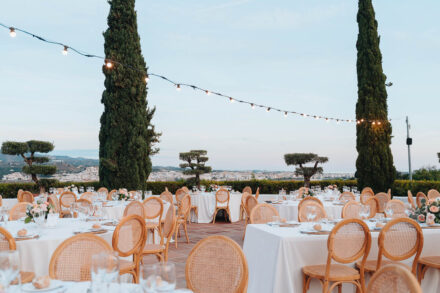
(243, 223, 440, 293)
(271, 200, 344, 221)
(190, 192, 242, 223)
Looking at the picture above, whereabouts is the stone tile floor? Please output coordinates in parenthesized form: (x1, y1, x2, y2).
(141, 218, 245, 288)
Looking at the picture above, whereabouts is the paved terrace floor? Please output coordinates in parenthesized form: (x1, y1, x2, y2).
(141, 218, 245, 288)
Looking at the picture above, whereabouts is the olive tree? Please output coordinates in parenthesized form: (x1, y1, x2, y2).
(1, 140, 56, 188)
(284, 153, 328, 187)
(179, 150, 212, 188)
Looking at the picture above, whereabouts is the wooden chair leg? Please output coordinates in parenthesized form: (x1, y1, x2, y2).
(183, 222, 189, 243)
(212, 208, 218, 224)
(174, 223, 180, 248)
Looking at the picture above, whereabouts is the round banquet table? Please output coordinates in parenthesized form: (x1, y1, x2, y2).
(271, 199, 345, 221)
(190, 192, 242, 223)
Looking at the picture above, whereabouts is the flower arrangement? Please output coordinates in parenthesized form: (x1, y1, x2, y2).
(327, 185, 338, 190)
(65, 184, 76, 192)
(409, 198, 440, 224)
(302, 188, 314, 198)
(117, 190, 130, 201)
(25, 200, 52, 223)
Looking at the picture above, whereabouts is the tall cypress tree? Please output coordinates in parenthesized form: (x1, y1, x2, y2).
(99, 0, 159, 190)
(355, 0, 395, 192)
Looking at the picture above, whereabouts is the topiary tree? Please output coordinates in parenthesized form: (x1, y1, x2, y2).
(179, 150, 212, 188)
(284, 153, 328, 187)
(355, 0, 396, 192)
(99, 0, 160, 191)
(1, 140, 56, 189)
(438, 153, 440, 163)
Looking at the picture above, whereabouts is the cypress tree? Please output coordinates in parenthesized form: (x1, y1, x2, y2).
(355, 0, 395, 191)
(99, 0, 159, 190)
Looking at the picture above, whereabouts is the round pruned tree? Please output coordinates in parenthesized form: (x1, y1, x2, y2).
(179, 150, 212, 188)
(1, 140, 56, 188)
(284, 153, 328, 187)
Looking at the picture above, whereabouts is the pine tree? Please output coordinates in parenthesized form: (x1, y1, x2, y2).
(99, 0, 160, 190)
(179, 150, 212, 187)
(355, 0, 395, 191)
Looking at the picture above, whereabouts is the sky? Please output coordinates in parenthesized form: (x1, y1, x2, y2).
(1, 0, 439, 172)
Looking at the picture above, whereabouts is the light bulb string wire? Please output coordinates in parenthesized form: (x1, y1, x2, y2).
(1, 22, 394, 124)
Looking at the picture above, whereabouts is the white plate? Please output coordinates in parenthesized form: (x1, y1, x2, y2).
(22, 280, 64, 292)
(286, 220, 299, 225)
(15, 233, 38, 239)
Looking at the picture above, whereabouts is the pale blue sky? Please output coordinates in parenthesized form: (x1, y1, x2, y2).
(1, 0, 439, 172)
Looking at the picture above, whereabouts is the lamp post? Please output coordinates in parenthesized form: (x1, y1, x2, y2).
(406, 116, 412, 180)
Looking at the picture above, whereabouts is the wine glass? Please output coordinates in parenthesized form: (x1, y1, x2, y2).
(91, 251, 119, 291)
(385, 206, 394, 219)
(359, 205, 370, 220)
(305, 206, 317, 223)
(140, 262, 176, 293)
(0, 250, 20, 290)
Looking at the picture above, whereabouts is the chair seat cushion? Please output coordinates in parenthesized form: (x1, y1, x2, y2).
(145, 222, 159, 229)
(303, 264, 360, 281)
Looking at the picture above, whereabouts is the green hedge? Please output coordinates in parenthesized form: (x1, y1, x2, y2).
(0, 179, 439, 198)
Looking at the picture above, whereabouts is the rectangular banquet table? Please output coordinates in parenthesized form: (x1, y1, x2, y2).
(190, 192, 242, 223)
(243, 223, 440, 293)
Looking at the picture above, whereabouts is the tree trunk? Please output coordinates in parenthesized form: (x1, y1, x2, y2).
(304, 176, 311, 188)
(195, 174, 200, 188)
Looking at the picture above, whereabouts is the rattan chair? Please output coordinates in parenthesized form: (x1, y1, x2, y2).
(9, 202, 30, 220)
(48, 194, 61, 213)
(80, 192, 95, 202)
(97, 187, 108, 195)
(242, 186, 252, 195)
(243, 195, 258, 240)
(123, 201, 145, 218)
(240, 192, 250, 221)
(365, 197, 379, 219)
(255, 187, 260, 200)
(249, 203, 279, 224)
(107, 189, 117, 200)
(59, 191, 77, 218)
(427, 189, 440, 200)
(416, 192, 428, 208)
(361, 187, 374, 196)
(182, 186, 190, 193)
(20, 191, 34, 203)
(49, 234, 113, 281)
(0, 227, 35, 284)
(141, 204, 176, 262)
(384, 199, 406, 218)
(298, 196, 323, 211)
(0, 195, 2, 207)
(342, 201, 362, 219)
(185, 235, 248, 293)
(76, 198, 92, 213)
(407, 190, 416, 209)
(303, 219, 371, 293)
(418, 255, 440, 283)
(212, 189, 231, 224)
(17, 189, 23, 202)
(368, 264, 422, 293)
(298, 201, 327, 222)
(175, 188, 187, 206)
(387, 188, 392, 199)
(175, 194, 191, 248)
(355, 218, 423, 276)
(143, 197, 163, 243)
(339, 191, 356, 202)
(375, 193, 389, 213)
(160, 191, 173, 205)
(360, 190, 374, 204)
(56, 188, 64, 194)
(112, 215, 146, 283)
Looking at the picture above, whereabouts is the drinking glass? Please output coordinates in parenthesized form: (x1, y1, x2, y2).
(272, 216, 280, 224)
(79, 186, 84, 194)
(34, 210, 46, 227)
(0, 250, 20, 290)
(140, 262, 176, 293)
(91, 251, 119, 292)
(305, 206, 317, 223)
(385, 207, 394, 219)
(359, 205, 370, 220)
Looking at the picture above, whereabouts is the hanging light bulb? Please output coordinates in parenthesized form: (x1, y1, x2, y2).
(250, 103, 255, 109)
(62, 46, 68, 55)
(284, 112, 288, 117)
(229, 97, 234, 103)
(377, 121, 382, 125)
(360, 119, 364, 123)
(372, 121, 376, 125)
(326, 118, 329, 122)
(9, 27, 16, 37)
(266, 107, 271, 112)
(301, 113, 305, 117)
(315, 116, 319, 120)
(105, 60, 113, 68)
(176, 84, 181, 91)
(205, 90, 210, 95)
(145, 75, 149, 82)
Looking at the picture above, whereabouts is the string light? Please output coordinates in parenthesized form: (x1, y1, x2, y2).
(9, 27, 16, 37)
(372, 121, 376, 125)
(0, 21, 396, 126)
